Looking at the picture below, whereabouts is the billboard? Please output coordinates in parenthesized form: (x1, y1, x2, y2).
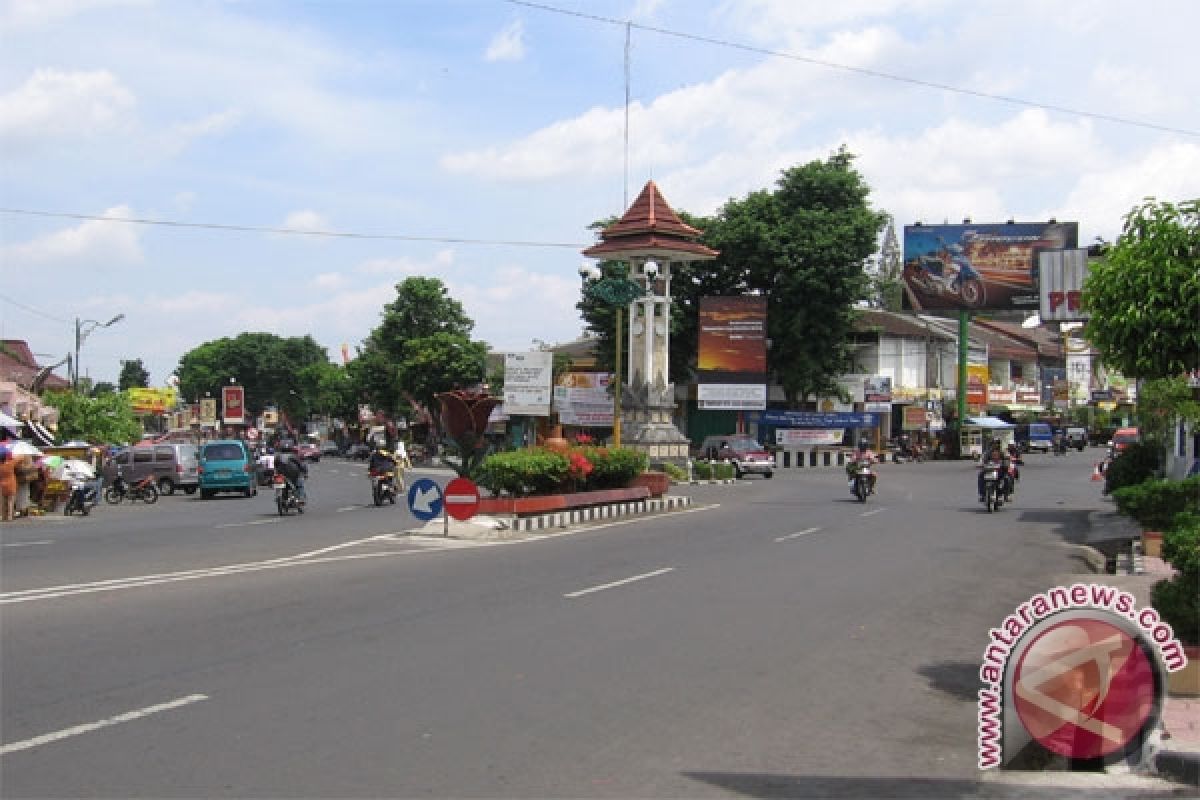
(222, 385, 245, 424)
(503, 351, 553, 417)
(553, 372, 614, 427)
(697, 296, 767, 410)
(126, 387, 177, 414)
(902, 222, 1078, 312)
(1038, 248, 1091, 322)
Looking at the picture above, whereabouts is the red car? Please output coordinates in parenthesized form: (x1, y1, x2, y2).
(296, 442, 321, 462)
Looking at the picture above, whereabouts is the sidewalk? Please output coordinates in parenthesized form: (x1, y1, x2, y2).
(1084, 511, 1199, 787)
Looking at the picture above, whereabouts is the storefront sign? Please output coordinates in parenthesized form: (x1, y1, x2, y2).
(967, 365, 989, 408)
(698, 384, 767, 410)
(988, 388, 1016, 405)
(200, 397, 218, 427)
(902, 406, 928, 431)
(776, 428, 844, 447)
(865, 375, 892, 403)
(222, 385, 245, 424)
(757, 410, 879, 428)
(504, 351, 553, 416)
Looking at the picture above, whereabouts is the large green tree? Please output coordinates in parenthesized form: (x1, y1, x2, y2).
(118, 358, 150, 391)
(579, 148, 886, 404)
(1084, 198, 1199, 381)
(45, 389, 142, 444)
(176, 333, 331, 416)
(358, 277, 488, 414)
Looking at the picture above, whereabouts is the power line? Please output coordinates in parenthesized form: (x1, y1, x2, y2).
(505, 0, 1199, 139)
(0, 208, 589, 249)
(0, 291, 71, 324)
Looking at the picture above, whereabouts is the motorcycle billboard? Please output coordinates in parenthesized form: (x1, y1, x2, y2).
(902, 222, 1078, 313)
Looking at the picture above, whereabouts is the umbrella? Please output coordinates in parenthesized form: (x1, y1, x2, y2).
(62, 459, 95, 480)
(42, 455, 65, 469)
(9, 441, 42, 456)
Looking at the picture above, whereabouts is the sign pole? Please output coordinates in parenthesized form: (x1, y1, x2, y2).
(958, 310, 970, 451)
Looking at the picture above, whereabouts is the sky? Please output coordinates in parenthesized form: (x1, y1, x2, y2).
(2, 0, 1198, 388)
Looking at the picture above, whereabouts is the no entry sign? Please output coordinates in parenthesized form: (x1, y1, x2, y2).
(443, 477, 480, 521)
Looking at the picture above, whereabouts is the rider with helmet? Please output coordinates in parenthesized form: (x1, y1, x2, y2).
(275, 447, 309, 505)
(847, 437, 878, 494)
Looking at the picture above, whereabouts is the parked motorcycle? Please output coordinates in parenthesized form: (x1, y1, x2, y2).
(370, 469, 398, 507)
(64, 480, 98, 516)
(273, 473, 304, 515)
(104, 470, 158, 504)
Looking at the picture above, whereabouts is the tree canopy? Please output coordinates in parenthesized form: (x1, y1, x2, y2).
(176, 333, 331, 418)
(45, 389, 142, 444)
(1084, 198, 1199, 381)
(118, 358, 150, 391)
(358, 277, 489, 414)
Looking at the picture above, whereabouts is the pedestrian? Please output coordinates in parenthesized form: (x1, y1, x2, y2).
(0, 450, 17, 522)
(14, 454, 36, 517)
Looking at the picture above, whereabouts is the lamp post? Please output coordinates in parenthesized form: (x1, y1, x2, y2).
(73, 314, 125, 391)
(579, 263, 648, 447)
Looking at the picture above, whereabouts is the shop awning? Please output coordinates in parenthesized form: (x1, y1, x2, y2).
(0, 410, 22, 433)
(965, 416, 1015, 429)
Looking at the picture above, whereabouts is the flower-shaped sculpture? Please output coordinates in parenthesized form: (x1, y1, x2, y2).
(435, 388, 501, 478)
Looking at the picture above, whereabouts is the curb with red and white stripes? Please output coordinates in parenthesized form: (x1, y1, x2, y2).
(508, 495, 691, 533)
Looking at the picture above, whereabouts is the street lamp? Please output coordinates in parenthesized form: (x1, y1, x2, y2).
(579, 262, 648, 447)
(73, 313, 125, 391)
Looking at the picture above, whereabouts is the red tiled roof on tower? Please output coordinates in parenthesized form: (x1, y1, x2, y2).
(583, 180, 718, 261)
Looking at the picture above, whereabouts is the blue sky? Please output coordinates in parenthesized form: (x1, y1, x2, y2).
(2, 0, 1197, 387)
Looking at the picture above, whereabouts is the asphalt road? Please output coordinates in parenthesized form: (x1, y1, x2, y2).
(0, 449, 1181, 798)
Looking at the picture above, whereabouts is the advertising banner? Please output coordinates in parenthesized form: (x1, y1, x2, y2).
(553, 372, 614, 427)
(504, 351, 554, 416)
(1038, 248, 1091, 322)
(697, 384, 767, 410)
(967, 365, 989, 408)
(756, 410, 879, 428)
(200, 397, 218, 426)
(222, 385, 245, 424)
(127, 387, 178, 414)
(902, 222, 1078, 312)
(776, 428, 844, 447)
(697, 296, 767, 410)
(989, 388, 1017, 405)
(864, 375, 892, 403)
(187, 403, 200, 425)
(902, 406, 928, 431)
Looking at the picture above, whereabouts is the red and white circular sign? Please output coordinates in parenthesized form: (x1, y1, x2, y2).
(443, 477, 480, 521)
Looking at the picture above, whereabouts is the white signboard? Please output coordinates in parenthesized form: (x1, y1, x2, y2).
(697, 384, 767, 410)
(553, 373, 614, 427)
(776, 428, 844, 447)
(1038, 248, 1091, 322)
(504, 351, 554, 416)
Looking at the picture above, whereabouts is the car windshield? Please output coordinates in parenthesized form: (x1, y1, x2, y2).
(725, 438, 763, 452)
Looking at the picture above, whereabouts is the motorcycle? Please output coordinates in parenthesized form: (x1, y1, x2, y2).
(908, 252, 986, 308)
(980, 462, 1005, 512)
(273, 473, 304, 515)
(104, 470, 158, 504)
(370, 469, 398, 507)
(64, 480, 98, 516)
(848, 462, 874, 503)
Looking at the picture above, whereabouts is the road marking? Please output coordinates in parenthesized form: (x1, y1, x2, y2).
(2, 540, 54, 548)
(860, 507, 887, 517)
(775, 527, 821, 542)
(215, 519, 280, 529)
(336, 506, 359, 513)
(0, 694, 208, 756)
(565, 567, 675, 599)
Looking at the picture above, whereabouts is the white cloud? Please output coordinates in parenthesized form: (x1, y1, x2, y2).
(146, 290, 237, 314)
(485, 20, 526, 63)
(281, 210, 331, 232)
(0, 69, 136, 151)
(452, 266, 581, 350)
(311, 272, 349, 290)
(159, 108, 241, 155)
(356, 249, 454, 276)
(2, 206, 144, 266)
(0, 0, 149, 31)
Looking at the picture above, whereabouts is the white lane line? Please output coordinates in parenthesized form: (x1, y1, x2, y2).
(2, 540, 54, 548)
(336, 506, 358, 513)
(215, 519, 280, 529)
(565, 567, 675, 599)
(860, 507, 887, 517)
(775, 527, 821, 542)
(0, 694, 208, 756)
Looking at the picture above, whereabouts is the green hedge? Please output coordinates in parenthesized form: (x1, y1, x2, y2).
(476, 446, 648, 497)
(1103, 441, 1161, 494)
(1162, 511, 1200, 578)
(693, 461, 735, 481)
(1112, 475, 1200, 531)
(1151, 572, 1200, 646)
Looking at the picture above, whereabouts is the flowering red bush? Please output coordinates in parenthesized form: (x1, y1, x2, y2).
(567, 451, 594, 483)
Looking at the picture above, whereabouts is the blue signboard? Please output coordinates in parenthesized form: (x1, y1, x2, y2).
(755, 410, 879, 428)
(407, 478, 443, 521)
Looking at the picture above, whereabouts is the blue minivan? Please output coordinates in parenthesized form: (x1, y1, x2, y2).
(198, 439, 256, 498)
(1015, 422, 1054, 453)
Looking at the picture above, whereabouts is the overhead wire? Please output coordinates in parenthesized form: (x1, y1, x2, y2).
(505, 0, 1199, 139)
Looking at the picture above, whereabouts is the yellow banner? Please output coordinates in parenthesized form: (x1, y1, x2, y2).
(127, 387, 178, 414)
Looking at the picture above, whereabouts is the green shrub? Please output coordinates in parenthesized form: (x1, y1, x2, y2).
(711, 462, 736, 480)
(1162, 511, 1200, 578)
(582, 447, 648, 489)
(1103, 441, 1161, 493)
(1112, 475, 1200, 531)
(661, 462, 687, 482)
(692, 461, 713, 480)
(477, 449, 569, 497)
(1151, 574, 1200, 646)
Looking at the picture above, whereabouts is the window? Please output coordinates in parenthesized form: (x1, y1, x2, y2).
(155, 446, 175, 462)
(133, 449, 153, 463)
(204, 444, 244, 461)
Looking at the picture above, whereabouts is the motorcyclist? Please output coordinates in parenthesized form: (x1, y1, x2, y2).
(1006, 442, 1023, 485)
(368, 446, 397, 476)
(978, 441, 1009, 501)
(847, 437, 878, 494)
(275, 447, 308, 505)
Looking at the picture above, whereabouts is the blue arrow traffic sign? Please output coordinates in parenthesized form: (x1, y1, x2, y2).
(407, 478, 443, 521)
